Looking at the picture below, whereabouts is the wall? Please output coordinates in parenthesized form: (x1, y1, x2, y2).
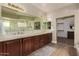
(0, 5, 1, 17)
(75, 10, 79, 48)
(51, 15, 57, 43)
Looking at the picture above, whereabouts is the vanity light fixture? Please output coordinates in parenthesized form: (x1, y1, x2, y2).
(8, 3, 24, 11)
(3, 3, 25, 12)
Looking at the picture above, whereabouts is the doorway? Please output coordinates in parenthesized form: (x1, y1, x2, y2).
(56, 15, 75, 46)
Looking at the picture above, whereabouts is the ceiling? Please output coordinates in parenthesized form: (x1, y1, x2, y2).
(20, 3, 76, 16)
(1, 3, 77, 17)
(32, 3, 74, 12)
(23, 3, 74, 13)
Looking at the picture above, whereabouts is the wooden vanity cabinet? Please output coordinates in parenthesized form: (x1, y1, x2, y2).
(4, 39, 21, 56)
(33, 36, 40, 51)
(0, 33, 52, 56)
(22, 33, 52, 56)
(39, 34, 47, 47)
(45, 34, 50, 44)
(22, 37, 34, 56)
(39, 33, 51, 47)
(48, 33, 52, 43)
(0, 42, 4, 56)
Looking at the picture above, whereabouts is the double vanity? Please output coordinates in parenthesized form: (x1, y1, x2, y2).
(0, 31, 52, 56)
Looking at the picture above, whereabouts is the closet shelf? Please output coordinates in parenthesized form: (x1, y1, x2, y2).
(57, 30, 64, 31)
(57, 23, 64, 24)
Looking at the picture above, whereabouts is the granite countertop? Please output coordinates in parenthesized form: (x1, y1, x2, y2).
(0, 30, 52, 42)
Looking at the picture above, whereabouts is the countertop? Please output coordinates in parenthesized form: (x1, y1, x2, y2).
(0, 30, 52, 42)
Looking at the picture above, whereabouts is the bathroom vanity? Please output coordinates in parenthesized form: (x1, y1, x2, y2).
(0, 33, 52, 56)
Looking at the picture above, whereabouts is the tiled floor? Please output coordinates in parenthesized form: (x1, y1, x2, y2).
(29, 45, 56, 56)
(57, 37, 74, 46)
(50, 43, 78, 56)
(29, 43, 78, 56)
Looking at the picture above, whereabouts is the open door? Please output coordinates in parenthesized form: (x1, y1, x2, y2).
(56, 16, 74, 46)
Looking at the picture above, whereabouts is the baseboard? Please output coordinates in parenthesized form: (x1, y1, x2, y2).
(74, 44, 79, 48)
(51, 40, 57, 44)
(57, 37, 67, 39)
(74, 45, 79, 55)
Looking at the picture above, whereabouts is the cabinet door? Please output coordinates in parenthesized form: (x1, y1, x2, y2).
(48, 33, 52, 43)
(4, 39, 20, 56)
(22, 37, 33, 56)
(33, 36, 40, 51)
(0, 42, 4, 56)
(44, 34, 49, 44)
(39, 33, 52, 48)
(40, 35, 46, 47)
(68, 32, 74, 39)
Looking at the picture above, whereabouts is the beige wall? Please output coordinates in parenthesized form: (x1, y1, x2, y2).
(75, 10, 79, 48)
(0, 4, 1, 17)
